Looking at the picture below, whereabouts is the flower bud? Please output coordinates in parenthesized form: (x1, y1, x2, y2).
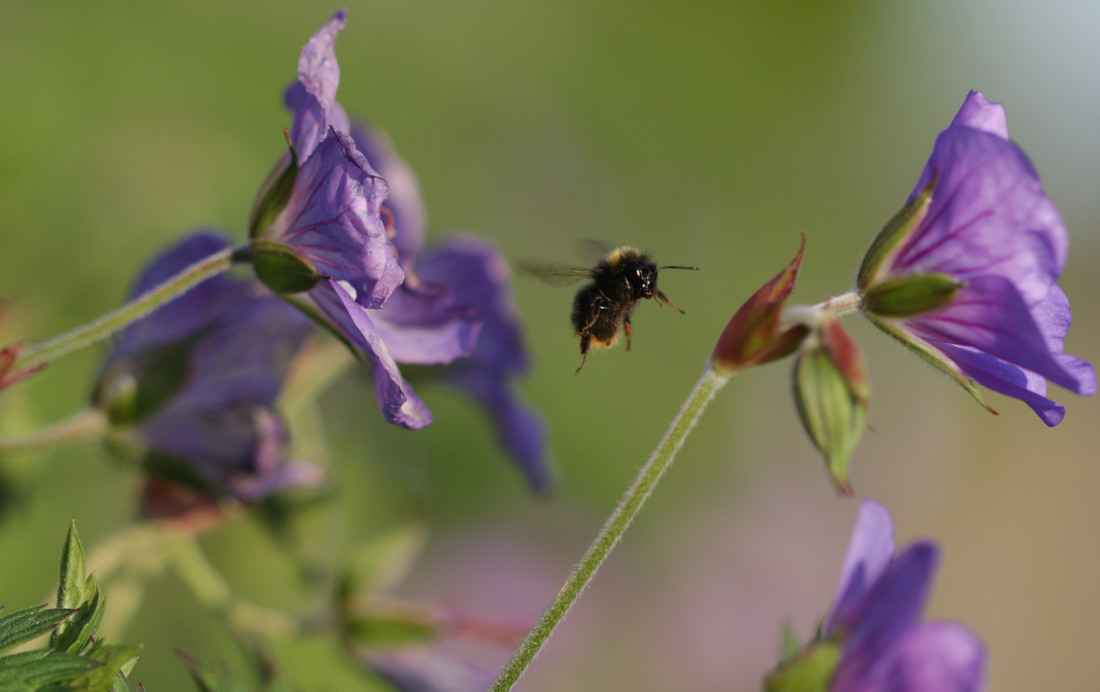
(250, 240, 327, 294)
(792, 318, 869, 495)
(710, 236, 810, 375)
(0, 342, 44, 393)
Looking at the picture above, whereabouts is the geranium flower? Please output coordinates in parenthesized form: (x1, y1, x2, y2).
(351, 122, 553, 491)
(251, 10, 480, 430)
(95, 233, 321, 502)
(766, 500, 985, 691)
(858, 90, 1095, 425)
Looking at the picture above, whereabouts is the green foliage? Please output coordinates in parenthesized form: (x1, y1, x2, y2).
(0, 521, 142, 691)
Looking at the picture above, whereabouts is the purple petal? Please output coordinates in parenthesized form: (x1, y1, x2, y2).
(104, 232, 253, 366)
(414, 235, 553, 490)
(350, 122, 428, 266)
(844, 621, 985, 692)
(904, 276, 1085, 393)
(826, 499, 895, 636)
(898, 118, 1067, 307)
(274, 129, 404, 309)
(371, 283, 480, 365)
(832, 543, 940, 690)
(950, 90, 1008, 139)
(311, 279, 433, 429)
(286, 9, 347, 159)
(932, 343, 1066, 426)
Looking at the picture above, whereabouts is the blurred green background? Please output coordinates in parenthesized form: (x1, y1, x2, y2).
(1, 1, 1099, 689)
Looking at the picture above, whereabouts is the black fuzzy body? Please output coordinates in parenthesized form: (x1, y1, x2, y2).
(570, 248, 658, 363)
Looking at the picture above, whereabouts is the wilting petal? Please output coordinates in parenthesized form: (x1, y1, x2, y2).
(272, 130, 403, 308)
(351, 122, 428, 266)
(311, 279, 433, 429)
(286, 9, 348, 159)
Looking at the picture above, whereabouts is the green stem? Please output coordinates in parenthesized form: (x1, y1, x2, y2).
(0, 409, 107, 452)
(488, 366, 732, 691)
(15, 247, 237, 369)
(170, 535, 305, 638)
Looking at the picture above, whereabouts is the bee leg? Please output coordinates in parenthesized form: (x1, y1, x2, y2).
(656, 290, 685, 314)
(576, 332, 592, 374)
(624, 316, 633, 351)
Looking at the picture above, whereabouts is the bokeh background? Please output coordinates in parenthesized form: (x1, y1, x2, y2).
(1, 1, 1098, 689)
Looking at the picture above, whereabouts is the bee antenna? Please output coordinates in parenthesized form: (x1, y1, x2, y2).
(657, 265, 700, 271)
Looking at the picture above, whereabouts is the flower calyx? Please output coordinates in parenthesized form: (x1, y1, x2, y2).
(792, 316, 869, 495)
(249, 240, 329, 294)
(710, 235, 810, 376)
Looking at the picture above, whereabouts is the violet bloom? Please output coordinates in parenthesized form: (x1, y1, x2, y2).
(768, 500, 984, 691)
(253, 10, 479, 430)
(352, 122, 553, 491)
(824, 500, 984, 691)
(95, 233, 320, 502)
(858, 91, 1095, 425)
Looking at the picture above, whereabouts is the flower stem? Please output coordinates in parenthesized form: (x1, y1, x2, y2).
(15, 247, 237, 369)
(170, 534, 306, 638)
(0, 409, 107, 452)
(488, 366, 732, 691)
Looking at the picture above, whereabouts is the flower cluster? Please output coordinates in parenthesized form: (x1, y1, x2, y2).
(712, 91, 1093, 492)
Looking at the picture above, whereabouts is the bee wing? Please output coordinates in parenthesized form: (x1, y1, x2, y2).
(576, 238, 616, 264)
(516, 260, 595, 286)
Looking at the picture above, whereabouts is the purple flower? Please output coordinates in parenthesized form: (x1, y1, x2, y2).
(824, 499, 984, 691)
(252, 10, 483, 430)
(351, 122, 553, 491)
(96, 233, 321, 502)
(858, 91, 1095, 425)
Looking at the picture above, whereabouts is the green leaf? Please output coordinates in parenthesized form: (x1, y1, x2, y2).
(0, 650, 99, 685)
(56, 521, 86, 611)
(0, 606, 75, 655)
(53, 581, 105, 654)
(73, 642, 142, 689)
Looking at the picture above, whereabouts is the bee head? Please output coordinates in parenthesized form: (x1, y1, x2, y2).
(628, 260, 660, 299)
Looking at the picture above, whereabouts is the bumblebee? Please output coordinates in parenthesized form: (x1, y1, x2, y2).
(521, 246, 698, 373)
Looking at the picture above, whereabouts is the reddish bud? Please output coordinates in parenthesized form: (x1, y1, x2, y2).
(711, 235, 809, 375)
(0, 343, 45, 394)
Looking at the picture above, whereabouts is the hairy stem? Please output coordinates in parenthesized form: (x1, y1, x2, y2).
(0, 409, 107, 452)
(15, 247, 237, 369)
(489, 366, 732, 691)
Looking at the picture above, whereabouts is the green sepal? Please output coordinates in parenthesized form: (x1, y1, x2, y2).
(0, 606, 76, 655)
(862, 273, 963, 318)
(778, 622, 802, 664)
(249, 142, 299, 239)
(856, 173, 937, 290)
(53, 580, 105, 654)
(792, 347, 868, 495)
(0, 650, 99, 686)
(250, 241, 326, 295)
(865, 315, 996, 415)
(764, 640, 842, 692)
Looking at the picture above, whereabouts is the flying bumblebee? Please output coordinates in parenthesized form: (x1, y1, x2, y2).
(520, 245, 698, 373)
